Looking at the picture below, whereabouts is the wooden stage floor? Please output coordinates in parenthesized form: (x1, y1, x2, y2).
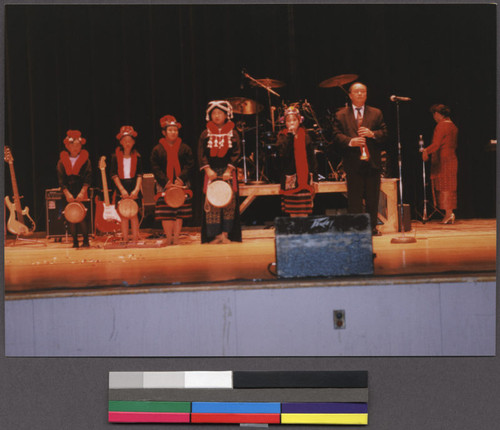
(4, 219, 496, 298)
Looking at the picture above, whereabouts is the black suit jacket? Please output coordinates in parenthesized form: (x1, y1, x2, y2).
(332, 105, 388, 172)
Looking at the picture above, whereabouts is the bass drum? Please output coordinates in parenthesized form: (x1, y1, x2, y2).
(206, 180, 233, 208)
(117, 198, 139, 219)
(63, 201, 87, 223)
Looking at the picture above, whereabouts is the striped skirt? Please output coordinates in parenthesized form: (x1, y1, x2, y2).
(155, 195, 192, 221)
(281, 190, 314, 216)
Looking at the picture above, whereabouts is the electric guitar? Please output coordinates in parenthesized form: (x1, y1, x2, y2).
(94, 156, 121, 232)
(4, 146, 36, 236)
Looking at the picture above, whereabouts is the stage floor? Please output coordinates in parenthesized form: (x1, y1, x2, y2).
(4, 218, 496, 298)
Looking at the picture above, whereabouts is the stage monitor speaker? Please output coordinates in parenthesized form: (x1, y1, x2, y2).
(398, 204, 411, 232)
(275, 214, 373, 278)
(45, 188, 94, 238)
(142, 173, 157, 209)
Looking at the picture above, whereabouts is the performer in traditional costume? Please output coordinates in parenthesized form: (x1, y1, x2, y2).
(151, 115, 194, 245)
(198, 100, 242, 243)
(110, 125, 143, 243)
(277, 105, 318, 217)
(422, 104, 458, 224)
(56, 129, 92, 248)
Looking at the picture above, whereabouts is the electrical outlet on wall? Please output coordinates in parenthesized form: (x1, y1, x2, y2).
(333, 309, 345, 329)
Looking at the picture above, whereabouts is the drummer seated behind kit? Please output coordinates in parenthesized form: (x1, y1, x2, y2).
(56, 129, 92, 248)
(198, 100, 242, 244)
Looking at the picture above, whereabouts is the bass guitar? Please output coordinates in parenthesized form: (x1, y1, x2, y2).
(4, 146, 36, 236)
(94, 156, 121, 233)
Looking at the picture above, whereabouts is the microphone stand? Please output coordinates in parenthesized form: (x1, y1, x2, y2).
(416, 135, 444, 222)
(391, 100, 416, 244)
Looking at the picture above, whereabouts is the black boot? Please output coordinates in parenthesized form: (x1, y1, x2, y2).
(81, 235, 90, 248)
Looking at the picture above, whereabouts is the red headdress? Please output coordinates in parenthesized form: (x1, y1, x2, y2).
(64, 129, 86, 145)
(116, 125, 138, 141)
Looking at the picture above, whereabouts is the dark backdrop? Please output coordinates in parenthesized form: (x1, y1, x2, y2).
(5, 4, 497, 230)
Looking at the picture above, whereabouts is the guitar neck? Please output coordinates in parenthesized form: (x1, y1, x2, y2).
(7, 161, 25, 222)
(100, 168, 111, 206)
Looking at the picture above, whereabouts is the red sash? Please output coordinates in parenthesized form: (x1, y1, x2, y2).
(160, 137, 182, 182)
(115, 147, 138, 179)
(60, 149, 89, 176)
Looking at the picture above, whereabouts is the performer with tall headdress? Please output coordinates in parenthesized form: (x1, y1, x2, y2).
(198, 100, 242, 243)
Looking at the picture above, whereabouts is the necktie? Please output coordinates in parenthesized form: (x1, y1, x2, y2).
(356, 108, 363, 127)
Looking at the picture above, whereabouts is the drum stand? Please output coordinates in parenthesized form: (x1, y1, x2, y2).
(391, 100, 416, 244)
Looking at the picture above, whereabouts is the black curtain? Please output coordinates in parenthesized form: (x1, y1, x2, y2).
(5, 4, 497, 231)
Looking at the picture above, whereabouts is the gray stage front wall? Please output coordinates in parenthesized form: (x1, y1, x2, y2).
(5, 277, 495, 356)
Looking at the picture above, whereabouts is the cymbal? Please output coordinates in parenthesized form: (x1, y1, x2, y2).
(251, 78, 286, 89)
(228, 97, 264, 115)
(319, 74, 358, 88)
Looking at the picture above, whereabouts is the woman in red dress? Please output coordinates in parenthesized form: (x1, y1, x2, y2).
(422, 104, 458, 224)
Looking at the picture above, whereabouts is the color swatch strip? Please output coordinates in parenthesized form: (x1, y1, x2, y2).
(109, 371, 369, 425)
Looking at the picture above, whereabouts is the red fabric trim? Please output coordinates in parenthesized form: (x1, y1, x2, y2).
(206, 121, 235, 158)
(280, 128, 314, 196)
(115, 147, 137, 179)
(160, 137, 182, 182)
(59, 149, 89, 175)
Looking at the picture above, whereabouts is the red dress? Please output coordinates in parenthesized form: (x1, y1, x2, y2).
(426, 120, 458, 210)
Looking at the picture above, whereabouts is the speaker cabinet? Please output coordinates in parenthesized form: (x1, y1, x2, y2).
(275, 214, 374, 278)
(141, 173, 157, 215)
(398, 204, 411, 232)
(45, 188, 94, 238)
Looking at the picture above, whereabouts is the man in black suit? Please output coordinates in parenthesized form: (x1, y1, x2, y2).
(332, 82, 388, 236)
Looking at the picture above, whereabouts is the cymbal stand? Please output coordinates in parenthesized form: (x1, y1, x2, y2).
(243, 71, 280, 183)
(391, 100, 416, 244)
(240, 123, 249, 183)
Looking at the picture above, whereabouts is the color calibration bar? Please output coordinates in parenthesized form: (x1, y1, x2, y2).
(109, 370, 368, 425)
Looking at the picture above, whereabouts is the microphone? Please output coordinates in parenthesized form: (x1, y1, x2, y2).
(390, 95, 412, 102)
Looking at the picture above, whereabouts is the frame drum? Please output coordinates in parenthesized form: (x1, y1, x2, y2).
(63, 201, 87, 223)
(164, 186, 186, 208)
(206, 180, 233, 208)
(117, 198, 139, 219)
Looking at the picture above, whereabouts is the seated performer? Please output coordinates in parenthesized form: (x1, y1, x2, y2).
(110, 125, 143, 243)
(198, 100, 242, 243)
(57, 129, 91, 248)
(277, 105, 318, 217)
(151, 115, 194, 245)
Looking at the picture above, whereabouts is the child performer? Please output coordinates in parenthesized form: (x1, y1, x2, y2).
(110, 125, 143, 243)
(151, 115, 194, 245)
(277, 105, 318, 217)
(198, 100, 242, 244)
(57, 129, 92, 248)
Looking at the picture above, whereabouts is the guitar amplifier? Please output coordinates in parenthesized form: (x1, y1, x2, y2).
(45, 188, 95, 238)
(141, 173, 157, 215)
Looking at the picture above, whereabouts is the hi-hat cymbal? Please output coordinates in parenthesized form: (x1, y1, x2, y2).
(228, 97, 264, 115)
(251, 78, 286, 89)
(319, 74, 358, 88)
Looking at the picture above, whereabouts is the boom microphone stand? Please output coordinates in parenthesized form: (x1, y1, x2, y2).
(390, 97, 416, 244)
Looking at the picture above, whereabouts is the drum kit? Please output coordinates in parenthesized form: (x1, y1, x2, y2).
(228, 71, 357, 184)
